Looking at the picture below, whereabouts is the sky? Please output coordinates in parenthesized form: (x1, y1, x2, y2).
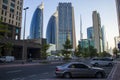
(22, 0, 118, 48)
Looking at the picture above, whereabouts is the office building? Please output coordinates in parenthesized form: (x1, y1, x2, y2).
(57, 3, 76, 50)
(92, 11, 103, 53)
(101, 26, 107, 51)
(0, 0, 23, 40)
(87, 27, 94, 39)
(116, 0, 120, 36)
(29, 2, 44, 39)
(46, 11, 58, 44)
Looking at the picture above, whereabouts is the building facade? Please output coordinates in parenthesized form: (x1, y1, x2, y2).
(29, 2, 44, 39)
(116, 0, 120, 36)
(57, 3, 76, 50)
(92, 11, 103, 53)
(0, 0, 23, 40)
(46, 11, 58, 44)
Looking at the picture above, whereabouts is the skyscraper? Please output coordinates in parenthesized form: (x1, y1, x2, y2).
(29, 2, 44, 39)
(101, 26, 107, 51)
(92, 11, 103, 53)
(46, 11, 58, 44)
(87, 27, 93, 39)
(116, 0, 120, 36)
(57, 3, 76, 50)
(0, 0, 23, 40)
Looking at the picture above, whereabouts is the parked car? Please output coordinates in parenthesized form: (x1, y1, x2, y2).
(55, 62, 106, 78)
(90, 57, 114, 67)
(0, 56, 15, 62)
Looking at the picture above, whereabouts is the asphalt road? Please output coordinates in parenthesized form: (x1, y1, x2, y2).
(0, 63, 112, 80)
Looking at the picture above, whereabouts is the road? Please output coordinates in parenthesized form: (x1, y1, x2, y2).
(0, 62, 112, 80)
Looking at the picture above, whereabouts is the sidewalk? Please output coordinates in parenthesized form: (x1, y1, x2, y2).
(107, 61, 120, 80)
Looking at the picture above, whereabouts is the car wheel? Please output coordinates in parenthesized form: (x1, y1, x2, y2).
(63, 72, 71, 78)
(95, 72, 104, 78)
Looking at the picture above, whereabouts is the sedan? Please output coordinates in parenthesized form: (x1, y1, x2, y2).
(55, 62, 106, 78)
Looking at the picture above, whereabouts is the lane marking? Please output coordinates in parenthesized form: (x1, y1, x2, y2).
(6, 70, 22, 74)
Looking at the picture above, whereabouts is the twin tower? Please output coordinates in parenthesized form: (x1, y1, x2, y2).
(29, 2, 76, 50)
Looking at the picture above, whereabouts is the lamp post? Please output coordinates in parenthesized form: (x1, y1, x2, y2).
(22, 7, 29, 62)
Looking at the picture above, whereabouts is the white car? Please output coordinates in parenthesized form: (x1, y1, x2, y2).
(90, 57, 114, 67)
(0, 56, 15, 62)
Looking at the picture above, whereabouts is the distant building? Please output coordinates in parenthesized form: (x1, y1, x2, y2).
(92, 11, 103, 53)
(79, 39, 94, 49)
(29, 2, 44, 39)
(46, 11, 58, 44)
(57, 3, 76, 50)
(0, 0, 23, 40)
(101, 26, 107, 51)
(87, 27, 94, 39)
(116, 0, 120, 36)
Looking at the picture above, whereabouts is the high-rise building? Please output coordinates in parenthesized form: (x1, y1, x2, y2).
(0, 0, 23, 40)
(29, 2, 44, 39)
(92, 11, 103, 53)
(46, 11, 58, 44)
(87, 27, 93, 39)
(57, 3, 76, 50)
(101, 25, 107, 51)
(116, 0, 120, 36)
(87, 27, 94, 47)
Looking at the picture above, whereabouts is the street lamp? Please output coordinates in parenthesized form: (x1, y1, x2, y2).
(22, 7, 29, 62)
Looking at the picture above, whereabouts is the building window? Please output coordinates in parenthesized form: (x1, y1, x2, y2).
(3, 0, 8, 4)
(11, 3, 15, 8)
(16, 16, 18, 20)
(17, 11, 18, 15)
(17, 1, 19, 4)
(1, 16, 3, 21)
(18, 23, 20, 26)
(12, 15, 14, 18)
(10, 8, 14, 13)
(2, 5, 7, 10)
(11, 0, 15, 2)
(9, 13, 11, 17)
(16, 28, 19, 34)
(9, 19, 11, 23)
(1, 10, 4, 15)
(12, 20, 13, 24)
(4, 18, 6, 22)
(16, 22, 17, 26)
(17, 6, 19, 9)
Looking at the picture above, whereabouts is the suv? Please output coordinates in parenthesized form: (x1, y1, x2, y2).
(90, 57, 114, 67)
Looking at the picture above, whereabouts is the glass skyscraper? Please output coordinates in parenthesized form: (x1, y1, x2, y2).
(46, 11, 58, 44)
(29, 2, 44, 39)
(87, 27, 93, 39)
(57, 3, 76, 50)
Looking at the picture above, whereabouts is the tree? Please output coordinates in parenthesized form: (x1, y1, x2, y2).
(113, 47, 119, 58)
(0, 21, 10, 39)
(0, 21, 11, 56)
(4, 42, 13, 56)
(89, 46, 98, 58)
(62, 37, 72, 60)
(74, 44, 83, 57)
(41, 44, 50, 59)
